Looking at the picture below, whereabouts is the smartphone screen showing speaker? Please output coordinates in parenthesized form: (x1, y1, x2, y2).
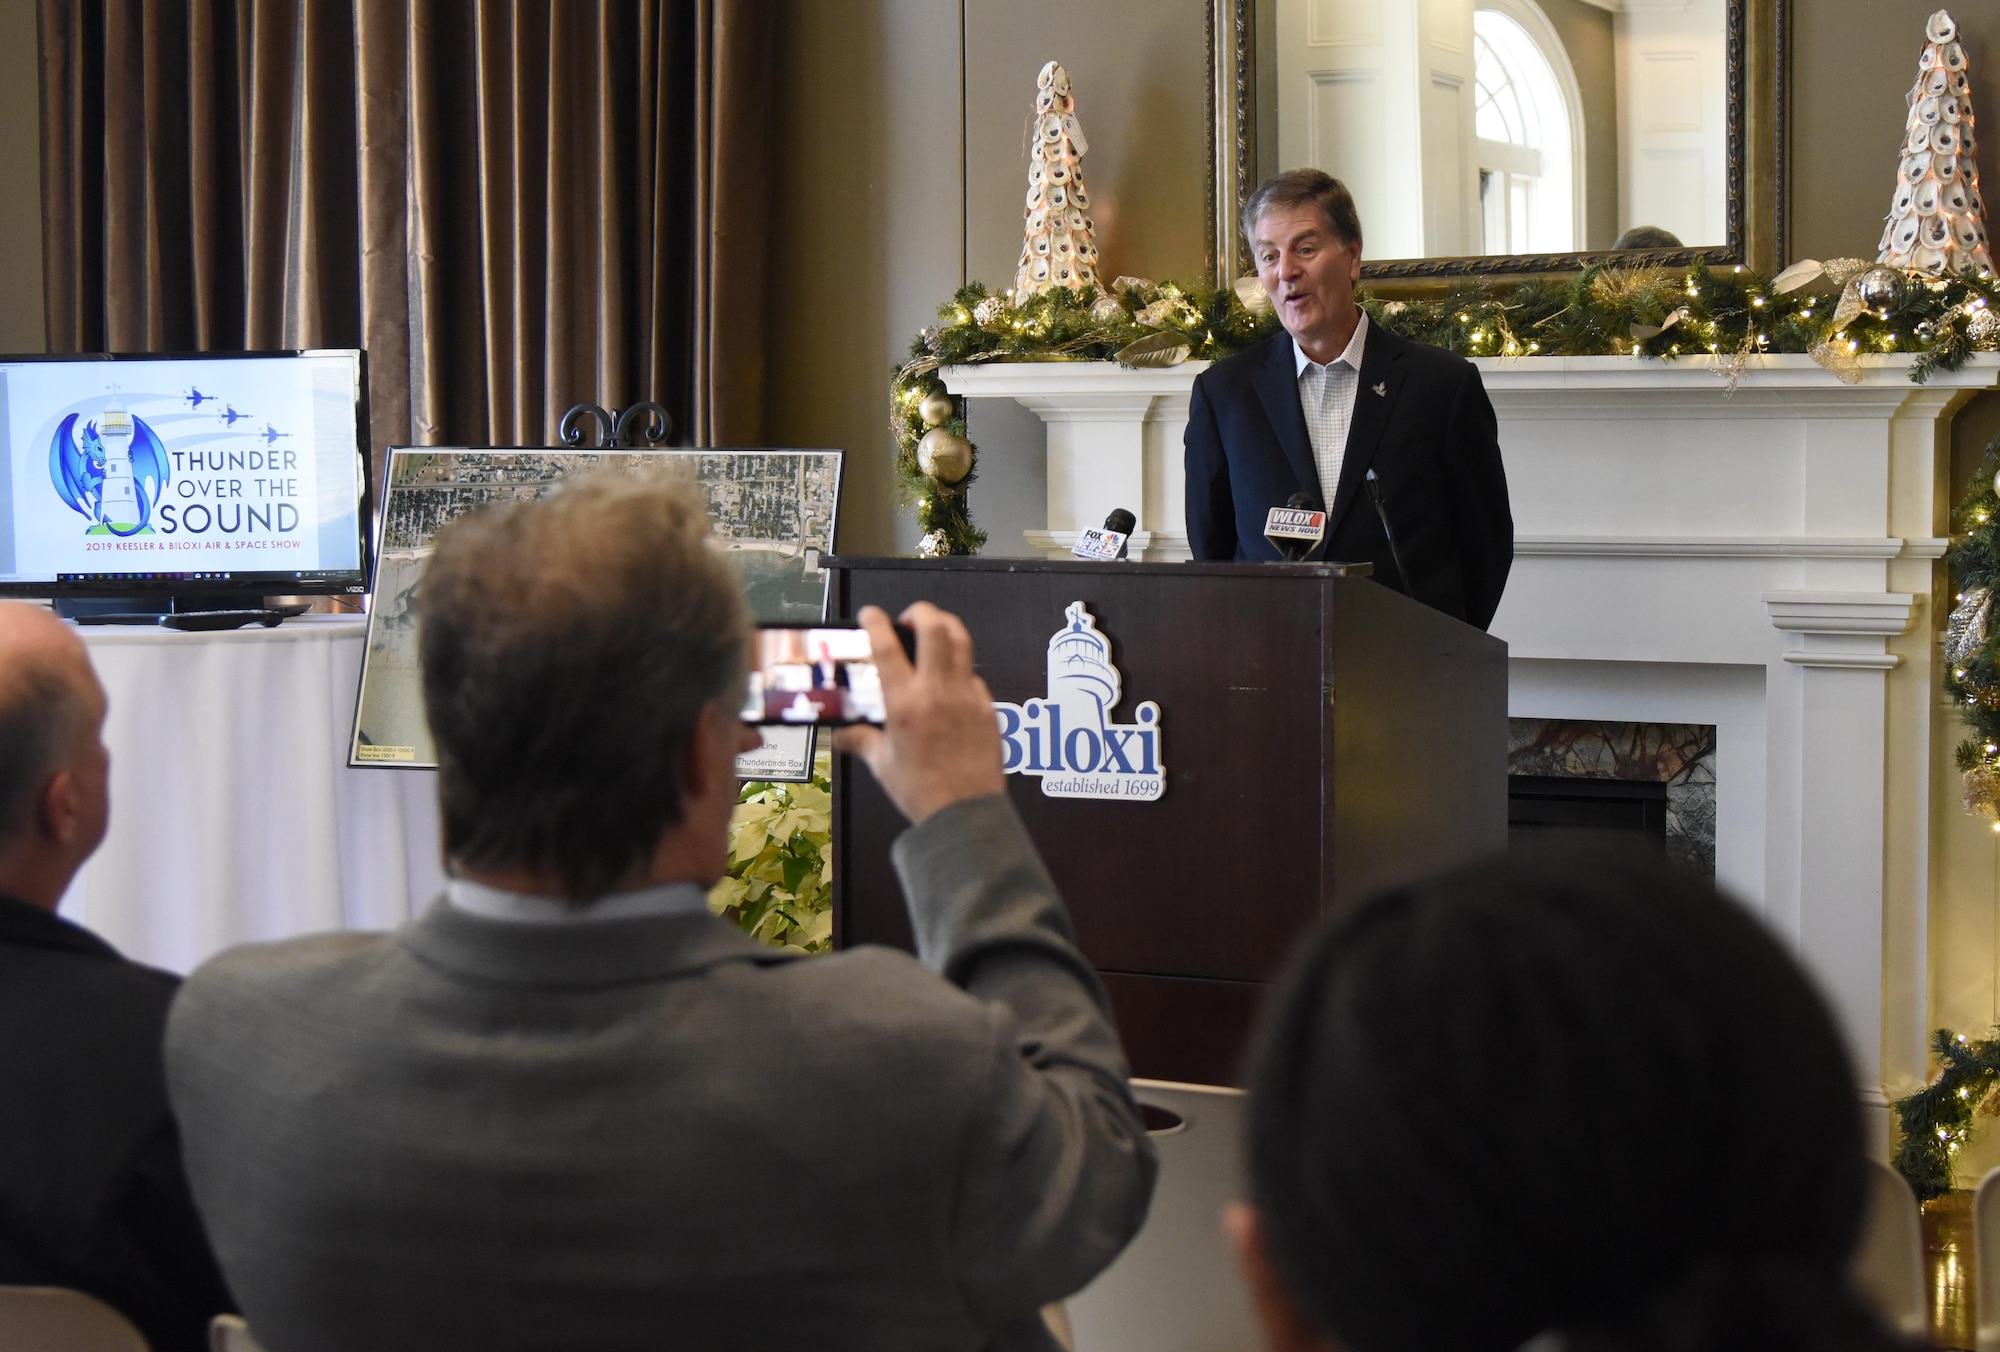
(743, 624, 887, 726)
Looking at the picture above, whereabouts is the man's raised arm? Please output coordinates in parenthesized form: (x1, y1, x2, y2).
(837, 603, 1157, 1318)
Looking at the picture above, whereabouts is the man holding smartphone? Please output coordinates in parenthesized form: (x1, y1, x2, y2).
(163, 471, 1156, 1352)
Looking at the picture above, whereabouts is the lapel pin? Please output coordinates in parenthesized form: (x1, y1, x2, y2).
(1372, 381, 1387, 397)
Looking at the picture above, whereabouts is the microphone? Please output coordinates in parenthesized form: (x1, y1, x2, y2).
(1072, 507, 1137, 561)
(1264, 491, 1326, 562)
(1365, 470, 1409, 590)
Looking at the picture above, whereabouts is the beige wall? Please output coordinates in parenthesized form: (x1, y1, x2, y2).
(964, 0, 1210, 289)
(1537, 0, 1618, 252)
(0, 0, 41, 352)
(1791, 0, 2000, 609)
(1791, 0, 1997, 266)
(764, 0, 964, 556)
(771, 0, 2000, 555)
(766, 0, 1208, 555)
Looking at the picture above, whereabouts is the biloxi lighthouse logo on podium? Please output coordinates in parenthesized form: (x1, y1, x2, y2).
(996, 601, 1163, 801)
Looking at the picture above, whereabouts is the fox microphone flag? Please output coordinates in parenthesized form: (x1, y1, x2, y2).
(1072, 507, 1137, 561)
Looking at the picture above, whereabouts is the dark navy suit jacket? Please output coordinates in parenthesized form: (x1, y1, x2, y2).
(0, 897, 233, 1352)
(1183, 322, 1514, 631)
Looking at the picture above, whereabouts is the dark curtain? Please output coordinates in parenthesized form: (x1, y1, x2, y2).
(40, 0, 776, 490)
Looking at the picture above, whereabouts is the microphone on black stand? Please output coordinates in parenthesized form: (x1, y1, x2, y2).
(1102, 508, 1135, 560)
(1263, 491, 1327, 562)
(1365, 469, 1410, 591)
(1071, 507, 1138, 561)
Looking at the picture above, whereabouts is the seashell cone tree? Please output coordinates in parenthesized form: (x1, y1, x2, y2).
(1878, 9, 1994, 276)
(1015, 61, 1104, 297)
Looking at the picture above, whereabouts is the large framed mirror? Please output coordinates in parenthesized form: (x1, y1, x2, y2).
(1207, 0, 1785, 282)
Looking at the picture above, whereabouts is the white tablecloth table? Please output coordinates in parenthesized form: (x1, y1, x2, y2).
(56, 616, 447, 974)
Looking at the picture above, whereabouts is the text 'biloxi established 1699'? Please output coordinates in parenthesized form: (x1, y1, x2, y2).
(994, 601, 1164, 802)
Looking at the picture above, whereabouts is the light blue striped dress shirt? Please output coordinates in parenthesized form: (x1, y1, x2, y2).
(1293, 309, 1369, 507)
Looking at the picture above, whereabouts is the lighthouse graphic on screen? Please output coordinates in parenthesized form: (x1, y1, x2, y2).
(96, 404, 142, 533)
(49, 402, 172, 537)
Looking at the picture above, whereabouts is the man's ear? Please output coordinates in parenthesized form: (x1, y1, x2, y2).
(36, 768, 79, 847)
(683, 699, 747, 804)
(1226, 1202, 1339, 1352)
(682, 701, 722, 802)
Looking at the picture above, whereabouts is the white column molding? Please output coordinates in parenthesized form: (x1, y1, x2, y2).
(1519, 537, 1950, 560)
(1765, 591, 1916, 670)
(941, 362, 1206, 560)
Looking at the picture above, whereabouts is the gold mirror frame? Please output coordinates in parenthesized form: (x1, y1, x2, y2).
(1206, 0, 1786, 287)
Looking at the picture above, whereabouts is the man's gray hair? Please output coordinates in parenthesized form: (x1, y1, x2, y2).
(1241, 169, 1364, 252)
(419, 469, 752, 902)
(0, 663, 87, 843)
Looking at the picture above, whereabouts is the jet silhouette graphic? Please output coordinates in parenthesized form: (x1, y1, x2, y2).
(220, 406, 248, 426)
(261, 424, 291, 445)
(186, 387, 210, 408)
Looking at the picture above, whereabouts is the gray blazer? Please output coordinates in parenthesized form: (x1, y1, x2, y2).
(165, 795, 1156, 1352)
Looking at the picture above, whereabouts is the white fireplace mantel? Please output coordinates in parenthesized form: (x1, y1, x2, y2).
(945, 352, 2000, 1141)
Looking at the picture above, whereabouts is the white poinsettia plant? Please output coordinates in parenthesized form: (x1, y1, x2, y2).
(709, 750, 833, 953)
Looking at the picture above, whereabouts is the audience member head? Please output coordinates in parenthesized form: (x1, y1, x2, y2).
(1614, 225, 1685, 251)
(1235, 842, 1900, 1352)
(419, 470, 758, 903)
(0, 602, 110, 909)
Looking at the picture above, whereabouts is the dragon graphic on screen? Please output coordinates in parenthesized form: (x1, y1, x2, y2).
(48, 409, 172, 537)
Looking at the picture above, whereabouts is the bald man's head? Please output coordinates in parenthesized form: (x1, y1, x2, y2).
(0, 604, 109, 905)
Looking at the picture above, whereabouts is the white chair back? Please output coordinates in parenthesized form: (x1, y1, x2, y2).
(1973, 1166, 2000, 1352)
(1850, 1158, 1928, 1341)
(1063, 1079, 1261, 1352)
(210, 1313, 270, 1352)
(0, 1285, 151, 1352)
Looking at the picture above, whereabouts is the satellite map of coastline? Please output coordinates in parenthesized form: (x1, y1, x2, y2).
(352, 449, 841, 769)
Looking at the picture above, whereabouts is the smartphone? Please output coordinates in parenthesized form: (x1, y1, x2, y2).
(743, 622, 913, 726)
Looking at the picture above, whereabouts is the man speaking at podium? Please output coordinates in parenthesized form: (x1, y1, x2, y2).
(1183, 169, 1514, 631)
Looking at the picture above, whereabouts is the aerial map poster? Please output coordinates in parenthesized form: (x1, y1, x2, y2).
(349, 448, 842, 778)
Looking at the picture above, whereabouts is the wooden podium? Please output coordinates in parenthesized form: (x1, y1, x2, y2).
(827, 557, 1507, 1085)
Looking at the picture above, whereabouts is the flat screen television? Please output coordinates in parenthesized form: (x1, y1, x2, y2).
(0, 351, 371, 601)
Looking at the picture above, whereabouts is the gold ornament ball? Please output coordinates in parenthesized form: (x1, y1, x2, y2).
(1854, 265, 1902, 319)
(917, 428, 974, 485)
(1967, 764, 2000, 818)
(918, 391, 955, 427)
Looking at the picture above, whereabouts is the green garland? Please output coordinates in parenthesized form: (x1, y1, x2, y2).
(891, 262, 2000, 556)
(890, 278, 1270, 556)
(1946, 436, 2000, 822)
(1894, 1027, 2000, 1199)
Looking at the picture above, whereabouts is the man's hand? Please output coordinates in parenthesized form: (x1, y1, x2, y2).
(833, 602, 1006, 825)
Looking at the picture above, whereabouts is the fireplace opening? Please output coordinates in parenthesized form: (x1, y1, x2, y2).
(1507, 776, 1669, 849)
(1507, 719, 1716, 876)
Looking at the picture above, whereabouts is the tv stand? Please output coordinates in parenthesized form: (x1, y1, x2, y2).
(59, 595, 311, 630)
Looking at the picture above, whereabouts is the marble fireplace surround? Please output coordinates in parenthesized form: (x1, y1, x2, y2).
(943, 353, 2000, 1142)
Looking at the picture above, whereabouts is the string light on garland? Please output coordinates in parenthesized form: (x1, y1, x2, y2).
(1946, 434, 2000, 831)
(891, 277, 1268, 555)
(1892, 1025, 2000, 1198)
(889, 261, 2000, 556)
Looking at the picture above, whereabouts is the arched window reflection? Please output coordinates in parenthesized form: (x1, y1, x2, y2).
(1474, 6, 1577, 255)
